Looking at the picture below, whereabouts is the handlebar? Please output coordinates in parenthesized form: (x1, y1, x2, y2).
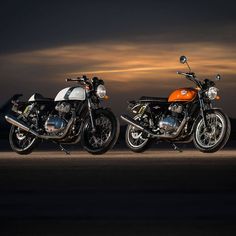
(177, 71, 203, 89)
(66, 75, 89, 84)
(177, 71, 194, 77)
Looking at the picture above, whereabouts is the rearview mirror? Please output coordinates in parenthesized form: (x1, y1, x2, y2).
(215, 74, 221, 81)
(180, 55, 187, 64)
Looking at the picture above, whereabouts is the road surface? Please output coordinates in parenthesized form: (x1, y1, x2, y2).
(0, 150, 236, 235)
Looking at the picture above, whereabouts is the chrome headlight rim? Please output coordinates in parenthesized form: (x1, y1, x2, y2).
(206, 87, 219, 100)
(96, 84, 106, 98)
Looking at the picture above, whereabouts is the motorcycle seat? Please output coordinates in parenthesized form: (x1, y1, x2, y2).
(139, 96, 169, 103)
(30, 93, 54, 102)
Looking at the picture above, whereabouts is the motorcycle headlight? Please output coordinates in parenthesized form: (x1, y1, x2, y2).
(96, 85, 106, 98)
(206, 87, 218, 100)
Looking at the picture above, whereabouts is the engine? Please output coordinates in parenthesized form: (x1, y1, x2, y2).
(44, 102, 71, 134)
(158, 103, 184, 133)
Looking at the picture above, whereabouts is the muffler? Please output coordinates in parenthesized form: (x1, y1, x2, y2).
(120, 114, 154, 136)
(120, 114, 187, 139)
(5, 114, 39, 137)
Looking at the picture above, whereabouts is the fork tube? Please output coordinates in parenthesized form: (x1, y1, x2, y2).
(198, 92, 208, 128)
(87, 98, 96, 132)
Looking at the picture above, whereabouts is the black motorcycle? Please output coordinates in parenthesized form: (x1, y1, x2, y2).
(5, 76, 119, 155)
(121, 56, 231, 153)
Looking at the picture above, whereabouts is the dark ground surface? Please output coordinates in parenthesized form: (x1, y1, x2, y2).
(0, 145, 236, 235)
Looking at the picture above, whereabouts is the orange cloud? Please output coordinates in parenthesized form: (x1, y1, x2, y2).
(1, 41, 236, 84)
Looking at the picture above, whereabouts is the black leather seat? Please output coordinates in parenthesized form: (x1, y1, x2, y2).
(34, 93, 54, 102)
(139, 96, 168, 103)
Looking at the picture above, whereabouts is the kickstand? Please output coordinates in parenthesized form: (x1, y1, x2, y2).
(59, 144, 70, 155)
(170, 142, 183, 153)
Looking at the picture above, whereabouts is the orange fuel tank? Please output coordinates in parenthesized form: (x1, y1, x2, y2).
(168, 88, 197, 102)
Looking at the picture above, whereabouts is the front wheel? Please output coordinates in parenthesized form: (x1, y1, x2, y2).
(9, 125, 39, 155)
(81, 109, 119, 155)
(193, 109, 231, 153)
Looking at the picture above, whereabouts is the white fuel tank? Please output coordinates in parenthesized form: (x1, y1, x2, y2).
(54, 87, 86, 101)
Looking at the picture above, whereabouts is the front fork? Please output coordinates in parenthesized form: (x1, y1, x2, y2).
(87, 98, 96, 133)
(199, 92, 212, 130)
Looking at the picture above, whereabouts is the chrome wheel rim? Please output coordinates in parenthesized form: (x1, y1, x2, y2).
(195, 113, 225, 148)
(127, 116, 148, 148)
(13, 127, 36, 151)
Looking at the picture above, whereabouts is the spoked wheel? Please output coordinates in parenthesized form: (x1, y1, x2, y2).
(193, 109, 231, 153)
(81, 109, 119, 155)
(9, 125, 39, 155)
(125, 115, 151, 153)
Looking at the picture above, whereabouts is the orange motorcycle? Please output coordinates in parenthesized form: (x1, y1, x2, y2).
(121, 56, 231, 153)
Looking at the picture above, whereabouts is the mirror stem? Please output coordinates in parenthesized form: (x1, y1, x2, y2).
(186, 62, 191, 72)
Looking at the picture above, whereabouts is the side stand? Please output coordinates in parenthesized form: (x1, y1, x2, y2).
(53, 141, 70, 155)
(170, 142, 183, 153)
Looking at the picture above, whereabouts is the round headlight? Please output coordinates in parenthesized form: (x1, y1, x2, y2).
(96, 85, 106, 98)
(206, 87, 218, 100)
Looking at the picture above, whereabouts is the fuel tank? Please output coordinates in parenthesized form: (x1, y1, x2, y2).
(168, 88, 197, 102)
(54, 87, 86, 101)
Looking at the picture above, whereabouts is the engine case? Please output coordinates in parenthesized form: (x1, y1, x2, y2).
(45, 116, 67, 134)
(159, 116, 180, 133)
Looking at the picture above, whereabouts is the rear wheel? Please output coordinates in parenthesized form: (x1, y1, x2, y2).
(125, 115, 152, 153)
(81, 109, 119, 155)
(9, 125, 39, 155)
(193, 109, 231, 153)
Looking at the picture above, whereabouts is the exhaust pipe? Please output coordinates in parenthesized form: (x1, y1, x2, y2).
(120, 114, 187, 139)
(5, 114, 39, 137)
(120, 114, 154, 136)
(5, 114, 74, 140)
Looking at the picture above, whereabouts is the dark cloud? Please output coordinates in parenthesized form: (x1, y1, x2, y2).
(1, 0, 236, 54)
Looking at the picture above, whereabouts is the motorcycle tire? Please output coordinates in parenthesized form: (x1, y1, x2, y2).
(193, 109, 231, 153)
(9, 125, 39, 155)
(81, 108, 120, 155)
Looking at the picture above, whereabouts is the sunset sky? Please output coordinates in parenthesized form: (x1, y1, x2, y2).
(0, 0, 236, 117)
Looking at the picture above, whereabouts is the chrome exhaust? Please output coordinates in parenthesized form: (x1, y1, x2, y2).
(5, 114, 74, 140)
(120, 114, 188, 139)
(120, 114, 154, 136)
(5, 114, 39, 137)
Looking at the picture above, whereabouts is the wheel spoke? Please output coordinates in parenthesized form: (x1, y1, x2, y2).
(86, 115, 112, 148)
(196, 113, 225, 148)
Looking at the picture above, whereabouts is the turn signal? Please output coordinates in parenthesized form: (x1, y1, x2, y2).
(104, 95, 109, 100)
(216, 95, 220, 100)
